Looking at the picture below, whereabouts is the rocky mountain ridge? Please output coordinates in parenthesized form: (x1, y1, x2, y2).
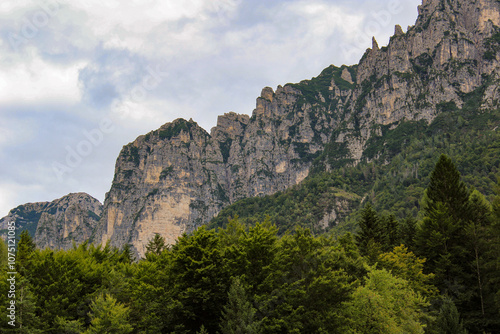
(0, 193, 102, 250)
(2, 0, 500, 257)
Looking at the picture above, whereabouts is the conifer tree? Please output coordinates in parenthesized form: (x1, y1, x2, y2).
(16, 277, 42, 333)
(220, 277, 260, 334)
(145, 233, 167, 257)
(416, 156, 470, 289)
(384, 214, 400, 251)
(466, 190, 491, 319)
(197, 325, 209, 334)
(356, 204, 386, 261)
(120, 244, 135, 263)
(424, 154, 470, 223)
(485, 178, 500, 327)
(16, 230, 36, 274)
(399, 216, 417, 251)
(432, 297, 468, 334)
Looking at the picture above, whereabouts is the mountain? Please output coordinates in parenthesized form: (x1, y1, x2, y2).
(2, 0, 500, 257)
(0, 193, 102, 250)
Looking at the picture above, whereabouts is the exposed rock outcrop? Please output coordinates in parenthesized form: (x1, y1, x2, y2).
(94, 0, 500, 257)
(0, 193, 102, 250)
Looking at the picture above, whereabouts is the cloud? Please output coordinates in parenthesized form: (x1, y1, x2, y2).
(0, 48, 84, 104)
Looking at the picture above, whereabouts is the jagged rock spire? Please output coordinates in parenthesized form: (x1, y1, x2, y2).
(395, 24, 404, 36)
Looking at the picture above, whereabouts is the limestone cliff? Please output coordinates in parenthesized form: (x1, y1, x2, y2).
(334, 0, 500, 163)
(94, 79, 350, 256)
(0, 193, 102, 250)
(93, 0, 500, 257)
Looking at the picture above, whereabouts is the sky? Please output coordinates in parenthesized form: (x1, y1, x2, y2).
(0, 0, 422, 217)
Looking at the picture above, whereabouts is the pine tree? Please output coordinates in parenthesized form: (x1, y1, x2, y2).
(220, 277, 259, 334)
(119, 244, 135, 263)
(356, 204, 386, 261)
(416, 156, 470, 290)
(145, 233, 167, 257)
(466, 190, 491, 319)
(16, 277, 42, 333)
(432, 297, 468, 334)
(384, 214, 400, 251)
(399, 216, 417, 251)
(424, 154, 470, 223)
(16, 230, 36, 274)
(197, 325, 209, 334)
(484, 178, 500, 329)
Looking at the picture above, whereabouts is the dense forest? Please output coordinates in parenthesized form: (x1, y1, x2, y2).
(0, 155, 499, 333)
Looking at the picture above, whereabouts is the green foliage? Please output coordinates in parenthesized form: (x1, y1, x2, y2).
(424, 155, 470, 222)
(6, 167, 500, 333)
(158, 119, 193, 140)
(430, 297, 468, 334)
(256, 229, 359, 333)
(83, 294, 133, 334)
(17, 230, 36, 275)
(343, 268, 429, 334)
(355, 204, 386, 263)
(362, 120, 428, 161)
(145, 233, 167, 258)
(483, 31, 500, 60)
(124, 145, 140, 166)
(18, 242, 133, 333)
(379, 245, 437, 299)
(211, 107, 500, 233)
(289, 65, 356, 106)
(209, 172, 361, 234)
(220, 277, 260, 334)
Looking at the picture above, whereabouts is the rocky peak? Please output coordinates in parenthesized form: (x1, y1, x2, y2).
(211, 112, 249, 141)
(0, 193, 102, 250)
(260, 87, 275, 102)
(395, 24, 404, 36)
(372, 37, 379, 51)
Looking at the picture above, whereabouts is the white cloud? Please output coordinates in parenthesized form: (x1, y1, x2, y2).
(0, 49, 85, 104)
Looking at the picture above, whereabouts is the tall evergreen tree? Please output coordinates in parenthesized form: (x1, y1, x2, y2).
(384, 214, 400, 251)
(16, 230, 36, 275)
(145, 233, 167, 257)
(431, 297, 468, 334)
(465, 190, 491, 321)
(220, 277, 260, 334)
(416, 156, 470, 280)
(16, 277, 42, 333)
(399, 216, 417, 251)
(424, 154, 470, 223)
(356, 204, 386, 262)
(484, 178, 500, 329)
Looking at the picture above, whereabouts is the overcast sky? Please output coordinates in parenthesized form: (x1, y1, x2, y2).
(0, 0, 421, 217)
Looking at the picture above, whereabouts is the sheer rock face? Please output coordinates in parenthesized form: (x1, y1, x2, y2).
(95, 83, 340, 257)
(94, 0, 500, 258)
(4, 0, 500, 257)
(338, 0, 500, 163)
(0, 193, 102, 250)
